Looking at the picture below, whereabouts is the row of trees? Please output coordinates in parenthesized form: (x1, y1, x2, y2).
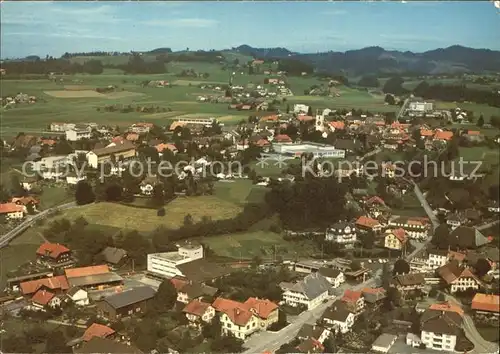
(0, 58, 103, 75)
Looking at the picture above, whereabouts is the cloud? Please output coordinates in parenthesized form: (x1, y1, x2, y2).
(143, 18, 218, 28)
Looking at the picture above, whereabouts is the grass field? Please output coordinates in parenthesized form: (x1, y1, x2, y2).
(199, 230, 316, 260)
(214, 180, 267, 206)
(51, 197, 242, 232)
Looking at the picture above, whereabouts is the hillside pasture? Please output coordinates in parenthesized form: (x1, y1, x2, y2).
(44, 90, 105, 98)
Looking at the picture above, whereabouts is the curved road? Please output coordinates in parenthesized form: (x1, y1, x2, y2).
(0, 201, 77, 248)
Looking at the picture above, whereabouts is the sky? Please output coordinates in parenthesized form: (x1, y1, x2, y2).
(1, 1, 499, 58)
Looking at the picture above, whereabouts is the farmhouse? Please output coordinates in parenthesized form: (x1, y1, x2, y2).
(86, 141, 136, 168)
(36, 242, 73, 267)
(82, 323, 116, 342)
(96, 286, 156, 320)
(182, 300, 216, 326)
(66, 286, 89, 306)
(0, 203, 26, 219)
(437, 261, 480, 293)
(65, 265, 123, 290)
(20, 275, 69, 296)
(280, 273, 331, 310)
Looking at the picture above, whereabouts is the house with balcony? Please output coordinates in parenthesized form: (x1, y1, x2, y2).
(420, 308, 462, 352)
(392, 273, 426, 293)
(212, 297, 278, 340)
(437, 260, 480, 293)
(325, 222, 357, 248)
(36, 242, 74, 268)
(182, 300, 216, 327)
(388, 216, 430, 241)
(280, 273, 331, 310)
(355, 215, 383, 233)
(320, 300, 355, 334)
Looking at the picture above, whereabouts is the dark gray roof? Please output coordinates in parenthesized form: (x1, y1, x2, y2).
(285, 273, 331, 300)
(322, 300, 352, 322)
(103, 286, 156, 310)
(100, 247, 127, 265)
(68, 272, 123, 288)
(318, 267, 342, 279)
(177, 259, 232, 283)
(297, 324, 327, 341)
(421, 310, 462, 336)
(179, 283, 218, 299)
(449, 226, 488, 249)
(74, 337, 143, 354)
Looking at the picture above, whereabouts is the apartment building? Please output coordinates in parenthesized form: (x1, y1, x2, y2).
(420, 309, 462, 351)
(147, 243, 204, 279)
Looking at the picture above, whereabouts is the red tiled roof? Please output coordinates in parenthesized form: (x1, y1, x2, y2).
(355, 216, 381, 229)
(41, 139, 57, 146)
(31, 289, 55, 306)
(274, 134, 292, 143)
(260, 115, 279, 121)
(111, 136, 124, 144)
(82, 323, 116, 342)
(155, 143, 177, 153)
(467, 130, 480, 136)
(420, 129, 434, 137)
(20, 275, 69, 295)
(366, 196, 386, 206)
(448, 250, 466, 262)
(0, 203, 25, 214)
(212, 297, 253, 326)
(390, 228, 407, 243)
(329, 121, 345, 130)
(429, 302, 464, 316)
(10, 196, 40, 205)
(341, 289, 362, 303)
(434, 131, 454, 141)
(170, 277, 189, 291)
(362, 287, 385, 295)
(471, 294, 500, 313)
(182, 300, 212, 317)
(36, 243, 71, 259)
(297, 115, 314, 122)
(126, 133, 139, 141)
(255, 139, 270, 147)
(244, 297, 278, 319)
(65, 265, 109, 279)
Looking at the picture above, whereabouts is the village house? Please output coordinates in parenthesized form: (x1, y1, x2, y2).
(296, 338, 325, 353)
(384, 228, 407, 251)
(392, 273, 426, 293)
(0, 203, 26, 220)
(50, 122, 76, 132)
(355, 215, 383, 233)
(280, 273, 331, 310)
(177, 282, 218, 304)
(437, 261, 480, 293)
(388, 216, 430, 240)
(97, 286, 156, 320)
(82, 323, 116, 342)
(325, 222, 357, 248)
(29, 289, 63, 311)
(317, 268, 344, 288)
(36, 242, 73, 267)
(212, 297, 279, 340)
(420, 308, 462, 351)
(129, 122, 154, 134)
(371, 333, 398, 353)
(320, 300, 355, 334)
(98, 247, 128, 269)
(155, 143, 178, 156)
(471, 293, 499, 317)
(297, 324, 331, 344)
(66, 286, 89, 306)
(182, 300, 216, 327)
(66, 126, 92, 141)
(341, 289, 365, 314)
(20, 275, 69, 296)
(86, 141, 136, 169)
(364, 196, 390, 219)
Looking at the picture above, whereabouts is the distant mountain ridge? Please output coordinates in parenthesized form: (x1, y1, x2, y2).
(233, 44, 500, 75)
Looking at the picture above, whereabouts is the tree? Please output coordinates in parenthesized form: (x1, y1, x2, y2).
(477, 114, 485, 127)
(323, 334, 338, 353)
(393, 259, 410, 276)
(75, 181, 95, 205)
(358, 75, 380, 88)
(155, 279, 177, 312)
(1, 335, 34, 353)
(151, 184, 165, 207)
(350, 260, 362, 271)
(383, 76, 406, 95)
(44, 330, 70, 353)
(307, 106, 313, 116)
(184, 214, 194, 227)
(251, 255, 263, 269)
(384, 94, 396, 105)
(475, 258, 492, 277)
(202, 314, 222, 339)
(432, 224, 450, 249)
(211, 333, 244, 353)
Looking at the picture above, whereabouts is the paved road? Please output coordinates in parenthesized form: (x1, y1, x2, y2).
(443, 293, 499, 354)
(242, 270, 382, 354)
(0, 202, 77, 248)
(477, 219, 500, 231)
(397, 98, 410, 121)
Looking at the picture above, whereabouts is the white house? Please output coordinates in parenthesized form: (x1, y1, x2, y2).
(420, 310, 462, 351)
(147, 243, 204, 279)
(66, 174, 87, 185)
(427, 251, 449, 269)
(182, 300, 215, 327)
(318, 268, 345, 288)
(0, 203, 26, 220)
(325, 222, 357, 248)
(280, 273, 331, 310)
(66, 286, 89, 306)
(66, 127, 91, 141)
(321, 301, 355, 334)
(437, 262, 480, 293)
(371, 333, 398, 353)
(29, 290, 62, 311)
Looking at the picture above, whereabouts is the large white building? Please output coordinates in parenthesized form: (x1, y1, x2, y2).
(272, 142, 345, 159)
(420, 310, 462, 352)
(408, 101, 433, 113)
(66, 127, 92, 141)
(325, 222, 357, 248)
(147, 243, 204, 279)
